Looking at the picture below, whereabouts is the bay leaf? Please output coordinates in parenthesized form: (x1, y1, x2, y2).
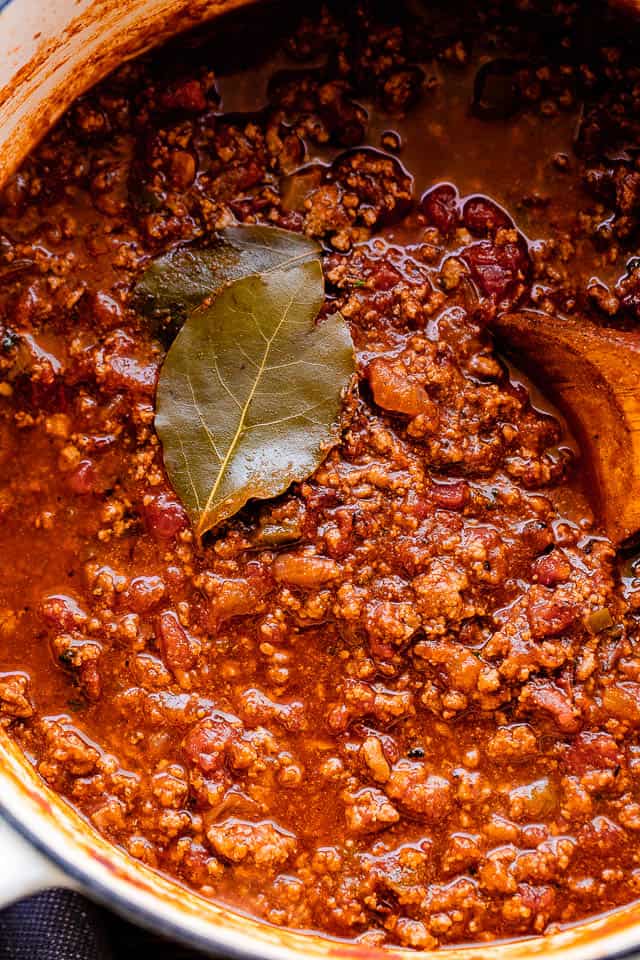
(134, 224, 321, 320)
(155, 259, 354, 538)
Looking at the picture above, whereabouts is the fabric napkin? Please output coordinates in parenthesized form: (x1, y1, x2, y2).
(0, 889, 209, 959)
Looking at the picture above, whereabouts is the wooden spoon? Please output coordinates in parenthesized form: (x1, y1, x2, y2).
(493, 309, 640, 546)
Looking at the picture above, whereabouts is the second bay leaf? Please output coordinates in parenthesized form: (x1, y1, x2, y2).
(134, 224, 321, 321)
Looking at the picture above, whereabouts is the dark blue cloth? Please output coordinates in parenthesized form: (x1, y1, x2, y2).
(0, 889, 206, 959)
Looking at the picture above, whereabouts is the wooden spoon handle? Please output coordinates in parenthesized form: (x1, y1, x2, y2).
(494, 310, 640, 545)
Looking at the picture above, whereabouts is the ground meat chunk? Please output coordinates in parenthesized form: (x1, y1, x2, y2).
(327, 680, 414, 732)
(201, 573, 267, 624)
(412, 560, 469, 625)
(305, 148, 413, 247)
(342, 786, 400, 833)
(206, 819, 297, 868)
(486, 724, 538, 761)
(364, 599, 421, 656)
(385, 761, 453, 822)
(40, 594, 88, 631)
(0, 674, 33, 719)
(40, 720, 100, 777)
(182, 712, 244, 774)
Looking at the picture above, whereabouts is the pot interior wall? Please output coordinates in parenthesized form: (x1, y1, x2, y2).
(0, 0, 257, 187)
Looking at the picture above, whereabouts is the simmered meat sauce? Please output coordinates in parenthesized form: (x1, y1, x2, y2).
(3, 0, 640, 949)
